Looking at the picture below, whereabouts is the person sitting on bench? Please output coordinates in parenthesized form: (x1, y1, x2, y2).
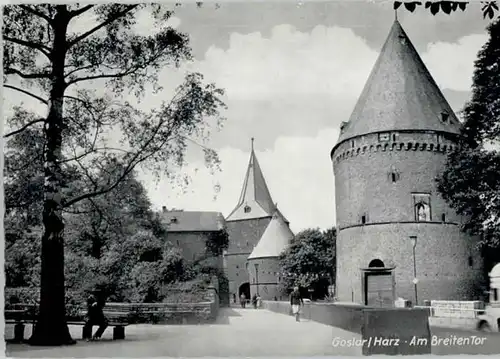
(83, 295, 108, 341)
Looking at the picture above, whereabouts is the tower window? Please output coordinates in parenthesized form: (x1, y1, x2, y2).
(244, 205, 251, 213)
(392, 133, 398, 141)
(441, 213, 446, 222)
(494, 288, 499, 302)
(378, 133, 390, 142)
(413, 193, 431, 222)
(361, 215, 366, 225)
(351, 140, 355, 148)
(468, 256, 473, 267)
(441, 112, 450, 123)
(391, 173, 397, 183)
(170, 217, 178, 224)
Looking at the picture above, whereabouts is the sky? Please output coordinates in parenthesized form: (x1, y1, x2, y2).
(3, 1, 493, 233)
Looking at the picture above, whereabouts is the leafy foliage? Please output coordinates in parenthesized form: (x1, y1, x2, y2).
(278, 228, 336, 299)
(205, 229, 229, 256)
(394, 1, 499, 18)
(437, 19, 500, 250)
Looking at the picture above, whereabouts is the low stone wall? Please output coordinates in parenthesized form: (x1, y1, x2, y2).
(417, 300, 484, 331)
(151, 277, 219, 324)
(262, 301, 365, 333)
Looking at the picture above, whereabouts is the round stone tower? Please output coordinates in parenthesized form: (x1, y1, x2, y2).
(331, 19, 483, 306)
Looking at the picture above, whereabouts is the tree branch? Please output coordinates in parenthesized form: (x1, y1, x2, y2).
(67, 5, 140, 48)
(5, 67, 51, 79)
(4, 118, 45, 138)
(66, 67, 140, 86)
(69, 5, 94, 18)
(19, 5, 54, 25)
(3, 36, 51, 59)
(4, 84, 48, 104)
(64, 118, 175, 208)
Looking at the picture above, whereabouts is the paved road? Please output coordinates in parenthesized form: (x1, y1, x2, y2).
(6, 308, 500, 357)
(5, 307, 361, 357)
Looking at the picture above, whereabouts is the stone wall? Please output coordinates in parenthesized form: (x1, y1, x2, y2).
(225, 217, 271, 296)
(126, 277, 220, 325)
(247, 257, 285, 300)
(336, 223, 483, 304)
(164, 232, 222, 267)
(262, 300, 365, 334)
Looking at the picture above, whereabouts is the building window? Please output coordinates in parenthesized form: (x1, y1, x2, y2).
(176, 240, 180, 246)
(378, 133, 390, 142)
(351, 140, 355, 148)
(170, 217, 178, 224)
(361, 215, 366, 225)
(441, 213, 446, 222)
(244, 205, 251, 213)
(236, 265, 239, 269)
(392, 133, 398, 141)
(468, 256, 473, 267)
(246, 263, 249, 270)
(441, 112, 450, 123)
(413, 193, 431, 222)
(391, 173, 397, 183)
(494, 288, 499, 302)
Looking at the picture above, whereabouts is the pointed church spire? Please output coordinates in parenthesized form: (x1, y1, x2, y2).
(335, 19, 461, 146)
(227, 138, 277, 221)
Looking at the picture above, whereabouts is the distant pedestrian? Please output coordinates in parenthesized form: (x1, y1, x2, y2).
(83, 295, 108, 341)
(233, 293, 236, 304)
(240, 293, 246, 308)
(252, 294, 258, 309)
(256, 293, 262, 308)
(290, 287, 304, 322)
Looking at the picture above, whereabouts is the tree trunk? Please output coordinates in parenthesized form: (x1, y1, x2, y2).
(29, 6, 75, 346)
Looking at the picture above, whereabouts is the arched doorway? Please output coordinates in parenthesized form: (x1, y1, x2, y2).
(238, 282, 250, 300)
(369, 259, 385, 268)
(362, 259, 394, 307)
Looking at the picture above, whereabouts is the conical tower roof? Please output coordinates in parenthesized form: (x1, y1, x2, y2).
(335, 19, 461, 147)
(227, 138, 277, 221)
(248, 212, 294, 260)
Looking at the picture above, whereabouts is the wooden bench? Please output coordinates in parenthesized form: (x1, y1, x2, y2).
(5, 304, 131, 342)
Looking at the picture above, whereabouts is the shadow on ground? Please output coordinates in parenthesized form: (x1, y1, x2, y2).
(212, 307, 243, 324)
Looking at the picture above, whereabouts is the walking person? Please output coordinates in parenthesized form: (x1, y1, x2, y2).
(290, 286, 304, 322)
(83, 294, 108, 341)
(240, 293, 246, 308)
(252, 294, 258, 309)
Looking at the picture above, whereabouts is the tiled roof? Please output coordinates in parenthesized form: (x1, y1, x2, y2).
(336, 19, 461, 146)
(227, 139, 277, 221)
(248, 212, 294, 260)
(159, 210, 225, 232)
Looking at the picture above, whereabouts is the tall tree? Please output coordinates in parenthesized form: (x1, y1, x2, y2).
(3, 4, 225, 345)
(437, 19, 500, 259)
(278, 228, 336, 300)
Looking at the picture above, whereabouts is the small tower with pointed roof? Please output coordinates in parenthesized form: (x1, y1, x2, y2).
(247, 211, 294, 300)
(331, 19, 483, 306)
(225, 139, 292, 301)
